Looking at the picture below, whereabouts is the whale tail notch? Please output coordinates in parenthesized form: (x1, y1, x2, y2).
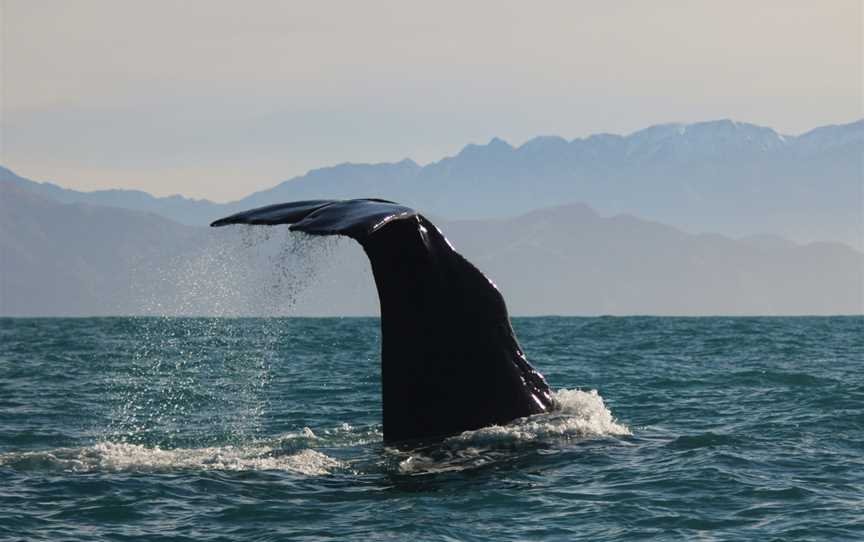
(211, 198, 554, 442)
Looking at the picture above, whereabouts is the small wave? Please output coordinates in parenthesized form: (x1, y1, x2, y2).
(268, 424, 383, 450)
(0, 441, 342, 476)
(1, 392, 627, 477)
(395, 389, 630, 474)
(666, 432, 740, 450)
(728, 369, 830, 387)
(447, 388, 630, 446)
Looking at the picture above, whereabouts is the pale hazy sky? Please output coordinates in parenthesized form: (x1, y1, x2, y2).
(2, 0, 862, 201)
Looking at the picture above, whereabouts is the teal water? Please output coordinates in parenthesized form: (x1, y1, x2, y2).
(0, 316, 862, 541)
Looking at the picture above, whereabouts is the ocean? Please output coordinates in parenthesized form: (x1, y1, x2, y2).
(0, 316, 861, 541)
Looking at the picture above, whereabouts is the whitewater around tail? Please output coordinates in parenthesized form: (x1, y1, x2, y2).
(0, 389, 628, 477)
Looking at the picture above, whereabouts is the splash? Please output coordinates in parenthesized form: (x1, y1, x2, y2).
(0, 442, 342, 476)
(1, 395, 629, 478)
(138, 227, 339, 317)
(394, 388, 630, 474)
(108, 229, 343, 447)
(104, 316, 278, 447)
(446, 388, 631, 446)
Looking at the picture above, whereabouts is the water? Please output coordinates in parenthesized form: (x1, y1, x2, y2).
(1, 316, 862, 541)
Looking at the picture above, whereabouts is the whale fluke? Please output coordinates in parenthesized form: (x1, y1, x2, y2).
(211, 199, 554, 442)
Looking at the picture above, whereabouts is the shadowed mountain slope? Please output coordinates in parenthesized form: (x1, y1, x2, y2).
(3, 118, 861, 249)
(2, 184, 860, 316)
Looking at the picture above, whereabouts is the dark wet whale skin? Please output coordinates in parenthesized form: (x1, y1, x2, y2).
(211, 199, 554, 442)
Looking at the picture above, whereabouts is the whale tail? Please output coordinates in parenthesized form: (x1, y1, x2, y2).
(211, 199, 554, 442)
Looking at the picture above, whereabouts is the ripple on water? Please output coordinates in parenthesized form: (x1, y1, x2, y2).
(0, 442, 343, 476)
(1, 315, 862, 541)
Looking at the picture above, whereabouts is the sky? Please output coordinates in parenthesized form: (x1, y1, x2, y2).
(2, 0, 862, 202)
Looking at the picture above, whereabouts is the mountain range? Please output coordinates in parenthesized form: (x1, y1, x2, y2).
(3, 118, 862, 250)
(2, 180, 861, 317)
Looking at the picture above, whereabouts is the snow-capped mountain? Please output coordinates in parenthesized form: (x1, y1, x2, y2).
(3, 118, 861, 249)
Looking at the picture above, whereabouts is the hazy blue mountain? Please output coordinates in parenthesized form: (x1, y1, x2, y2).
(441, 206, 863, 316)
(2, 118, 861, 248)
(0, 183, 208, 315)
(243, 119, 862, 249)
(2, 184, 860, 316)
(0, 166, 222, 226)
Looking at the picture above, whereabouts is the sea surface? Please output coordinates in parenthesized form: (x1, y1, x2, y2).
(0, 316, 862, 541)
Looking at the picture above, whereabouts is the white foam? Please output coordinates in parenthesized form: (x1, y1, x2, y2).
(0, 441, 342, 476)
(394, 389, 630, 474)
(2, 392, 626, 477)
(447, 388, 630, 445)
(552, 388, 631, 435)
